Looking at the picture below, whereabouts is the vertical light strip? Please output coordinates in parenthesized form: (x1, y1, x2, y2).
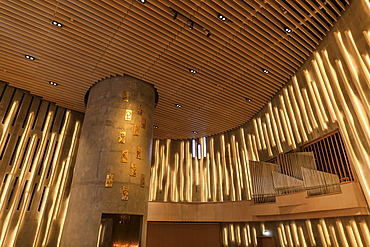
(359, 221, 370, 247)
(203, 137, 207, 158)
(235, 142, 245, 189)
(179, 141, 185, 201)
(301, 88, 319, 129)
(350, 220, 364, 247)
(305, 220, 316, 246)
(192, 139, 196, 158)
(273, 107, 286, 142)
(257, 118, 267, 150)
(251, 135, 259, 161)
(197, 144, 201, 160)
(216, 152, 224, 202)
(283, 88, 302, 143)
(314, 52, 338, 122)
(318, 224, 328, 247)
(220, 135, 230, 195)
(159, 144, 165, 191)
(0, 112, 34, 212)
(241, 149, 252, 200)
(363, 31, 370, 46)
(229, 223, 235, 243)
(292, 77, 313, 133)
(231, 136, 242, 200)
(279, 109, 294, 148)
(253, 119, 262, 150)
(268, 104, 283, 153)
(210, 138, 217, 201)
(346, 225, 359, 247)
(285, 224, 294, 247)
(336, 220, 349, 247)
(0, 101, 18, 154)
(313, 81, 330, 127)
(252, 227, 257, 247)
(236, 225, 241, 245)
(172, 153, 179, 201)
(278, 227, 285, 247)
(320, 219, 332, 247)
(1, 134, 37, 246)
(223, 226, 229, 247)
(279, 95, 296, 147)
(280, 223, 288, 247)
(304, 70, 328, 130)
(291, 222, 300, 247)
(345, 31, 370, 93)
(227, 143, 236, 201)
(288, 85, 308, 142)
(195, 149, 199, 186)
(247, 134, 256, 161)
(262, 123, 273, 156)
(298, 227, 307, 247)
(329, 225, 340, 247)
(265, 113, 276, 147)
(243, 226, 250, 247)
(335, 31, 370, 116)
(13, 112, 56, 245)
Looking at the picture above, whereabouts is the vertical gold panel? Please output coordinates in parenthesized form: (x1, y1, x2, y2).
(122, 91, 129, 102)
(121, 150, 129, 163)
(137, 104, 143, 115)
(336, 220, 349, 247)
(140, 174, 145, 188)
(122, 186, 129, 200)
(136, 146, 142, 159)
(105, 173, 115, 187)
(130, 164, 136, 177)
(124, 109, 132, 121)
(133, 124, 140, 136)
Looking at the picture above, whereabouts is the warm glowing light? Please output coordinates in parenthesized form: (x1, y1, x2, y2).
(329, 225, 340, 247)
(253, 119, 262, 150)
(336, 220, 349, 247)
(257, 118, 266, 149)
(359, 221, 370, 246)
(305, 220, 316, 246)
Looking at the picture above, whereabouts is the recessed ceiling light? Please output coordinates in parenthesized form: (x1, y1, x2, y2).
(192, 131, 198, 134)
(262, 69, 269, 74)
(49, 81, 58, 86)
(153, 125, 158, 129)
(245, 98, 252, 102)
(218, 13, 227, 21)
(175, 104, 182, 108)
(284, 27, 292, 33)
(25, 55, 35, 60)
(189, 69, 197, 74)
(138, 0, 146, 3)
(52, 20, 63, 27)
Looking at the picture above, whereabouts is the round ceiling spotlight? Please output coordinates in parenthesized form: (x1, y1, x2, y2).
(189, 69, 197, 74)
(52, 20, 63, 27)
(192, 131, 198, 134)
(175, 104, 182, 108)
(245, 98, 252, 102)
(138, 0, 146, 3)
(218, 13, 227, 21)
(25, 55, 35, 60)
(49, 81, 58, 86)
(262, 69, 269, 74)
(284, 27, 292, 33)
(153, 125, 159, 129)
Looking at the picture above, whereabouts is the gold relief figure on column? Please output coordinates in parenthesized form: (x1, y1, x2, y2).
(140, 174, 145, 188)
(125, 110, 132, 121)
(141, 117, 146, 129)
(122, 186, 129, 201)
(105, 173, 114, 188)
(130, 164, 137, 177)
(136, 146, 142, 159)
(121, 150, 128, 163)
(137, 104, 143, 115)
(118, 131, 126, 144)
(133, 124, 140, 136)
(122, 91, 129, 102)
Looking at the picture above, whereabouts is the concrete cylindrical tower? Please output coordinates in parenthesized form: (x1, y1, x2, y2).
(61, 75, 156, 247)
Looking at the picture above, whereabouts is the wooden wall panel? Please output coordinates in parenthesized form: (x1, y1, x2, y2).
(147, 222, 221, 247)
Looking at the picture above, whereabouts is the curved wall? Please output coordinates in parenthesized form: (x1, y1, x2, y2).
(149, 0, 370, 206)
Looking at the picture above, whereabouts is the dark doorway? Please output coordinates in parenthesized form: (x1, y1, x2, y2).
(97, 214, 143, 247)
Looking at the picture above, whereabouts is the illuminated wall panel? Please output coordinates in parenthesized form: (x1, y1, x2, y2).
(150, 0, 370, 206)
(222, 216, 370, 247)
(0, 82, 83, 247)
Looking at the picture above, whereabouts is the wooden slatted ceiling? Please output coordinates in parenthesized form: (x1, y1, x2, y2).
(0, 0, 349, 139)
